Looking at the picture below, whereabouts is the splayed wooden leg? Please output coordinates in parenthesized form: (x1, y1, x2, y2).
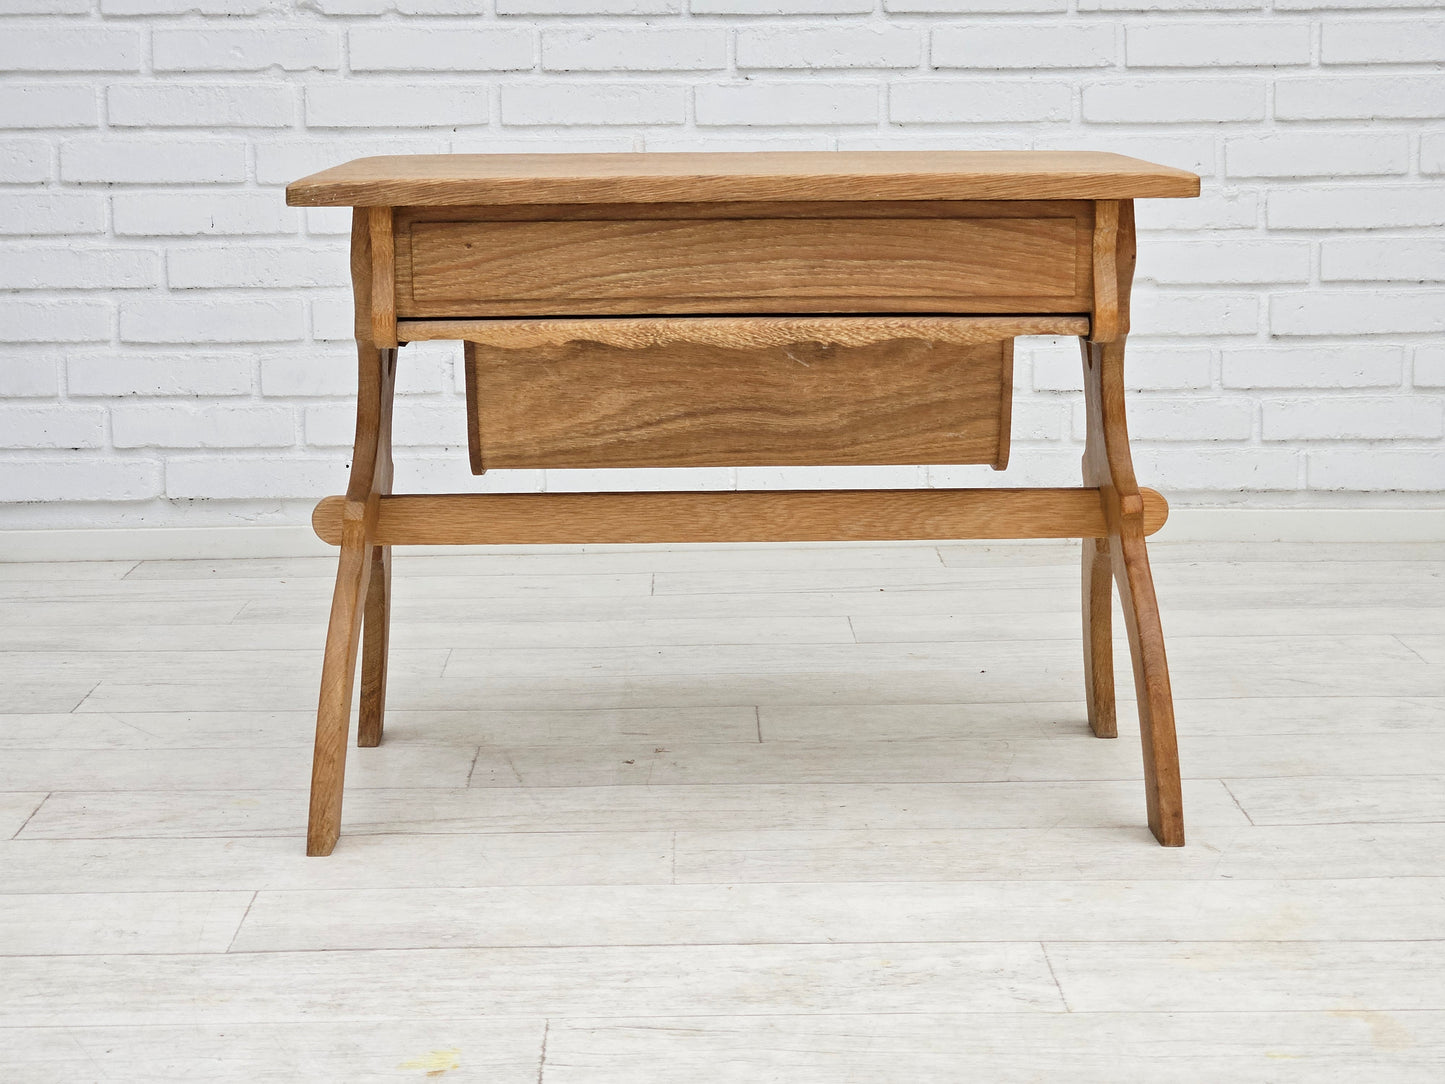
(1082, 535, 1117, 739)
(306, 341, 396, 856)
(357, 544, 391, 749)
(307, 539, 372, 857)
(1081, 334, 1184, 846)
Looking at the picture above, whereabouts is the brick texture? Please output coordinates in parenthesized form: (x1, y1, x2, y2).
(931, 24, 1116, 68)
(151, 29, 342, 72)
(545, 29, 726, 71)
(350, 28, 534, 72)
(0, 3, 1440, 523)
(1126, 23, 1311, 67)
(0, 86, 100, 129)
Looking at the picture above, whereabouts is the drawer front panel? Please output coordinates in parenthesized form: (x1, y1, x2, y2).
(401, 210, 1090, 317)
(463, 322, 1014, 472)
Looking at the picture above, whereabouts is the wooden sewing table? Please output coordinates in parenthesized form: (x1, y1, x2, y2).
(285, 151, 1200, 855)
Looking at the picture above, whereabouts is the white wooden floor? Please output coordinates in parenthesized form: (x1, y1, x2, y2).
(2, 539, 1444, 1081)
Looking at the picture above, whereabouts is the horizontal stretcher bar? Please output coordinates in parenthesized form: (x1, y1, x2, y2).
(313, 487, 1167, 547)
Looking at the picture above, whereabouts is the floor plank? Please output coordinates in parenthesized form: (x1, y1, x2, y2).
(0, 599, 248, 627)
(672, 823, 1445, 883)
(1047, 940, 1445, 1013)
(6, 603, 1445, 653)
(0, 832, 674, 893)
(15, 779, 1251, 840)
(0, 616, 858, 654)
(854, 605, 1445, 640)
(460, 731, 1445, 788)
(0, 744, 475, 791)
(0, 792, 47, 838)
(0, 561, 135, 581)
(0, 706, 760, 749)
(228, 877, 1445, 953)
(0, 572, 654, 602)
(0, 891, 253, 955)
(760, 697, 1445, 740)
(0, 942, 1064, 1026)
(0, 677, 107, 714)
(432, 634, 1436, 685)
(650, 560, 1445, 596)
(1224, 775, 1445, 825)
(0, 648, 449, 686)
(124, 544, 949, 579)
(541, 1011, 1445, 1083)
(1398, 635, 1445, 667)
(229, 578, 1445, 625)
(0, 1020, 546, 1083)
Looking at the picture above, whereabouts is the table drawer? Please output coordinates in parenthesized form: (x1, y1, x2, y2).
(396, 202, 1093, 318)
(461, 316, 1033, 473)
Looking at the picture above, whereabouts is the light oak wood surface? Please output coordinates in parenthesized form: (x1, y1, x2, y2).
(400, 212, 1090, 316)
(365, 206, 396, 349)
(401, 313, 1090, 345)
(390, 199, 1095, 318)
(285, 150, 1201, 206)
(305, 214, 398, 856)
(293, 153, 1200, 852)
(312, 488, 1170, 546)
(463, 334, 1015, 471)
(407, 313, 1086, 348)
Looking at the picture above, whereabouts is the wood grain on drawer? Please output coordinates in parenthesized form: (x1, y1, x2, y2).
(399, 205, 1091, 317)
(463, 322, 1015, 472)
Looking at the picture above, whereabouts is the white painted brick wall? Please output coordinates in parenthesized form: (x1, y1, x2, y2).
(1, 194, 107, 235)
(930, 24, 1115, 69)
(502, 82, 686, 125)
(0, 351, 63, 398)
(1321, 238, 1445, 282)
(350, 28, 534, 72)
(150, 29, 343, 72)
(0, 246, 160, 291)
(1225, 133, 1410, 179)
(111, 404, 296, 448)
(1261, 396, 1444, 442)
(699, 81, 879, 125)
(545, 28, 726, 70)
(60, 138, 248, 183)
(1417, 345, 1445, 388)
(0, 405, 107, 449)
(0, 85, 101, 129)
(0, 0, 1442, 529)
(890, 79, 1071, 123)
(1, 299, 111, 342)
(738, 26, 922, 68)
(1125, 23, 1312, 68)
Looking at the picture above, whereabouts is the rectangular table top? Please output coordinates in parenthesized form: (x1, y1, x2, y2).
(285, 150, 1200, 208)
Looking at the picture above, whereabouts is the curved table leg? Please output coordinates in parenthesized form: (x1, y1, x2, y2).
(357, 378, 395, 750)
(307, 538, 372, 856)
(1111, 515, 1184, 845)
(307, 343, 396, 856)
(1082, 535, 1117, 738)
(357, 544, 391, 748)
(1081, 335, 1184, 846)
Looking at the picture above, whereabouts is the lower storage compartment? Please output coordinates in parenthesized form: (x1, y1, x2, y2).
(459, 316, 1059, 474)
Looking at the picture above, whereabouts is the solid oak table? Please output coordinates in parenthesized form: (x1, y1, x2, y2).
(286, 151, 1201, 856)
